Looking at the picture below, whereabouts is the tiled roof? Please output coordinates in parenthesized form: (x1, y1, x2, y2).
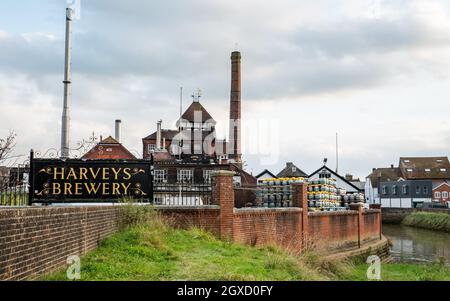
(81, 136, 136, 160)
(143, 130, 179, 141)
(399, 157, 450, 180)
(367, 167, 402, 187)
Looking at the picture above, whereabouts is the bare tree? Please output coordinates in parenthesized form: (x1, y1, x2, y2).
(0, 130, 16, 161)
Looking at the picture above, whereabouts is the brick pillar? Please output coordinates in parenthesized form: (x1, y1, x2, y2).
(212, 170, 235, 241)
(292, 183, 308, 249)
(350, 203, 364, 248)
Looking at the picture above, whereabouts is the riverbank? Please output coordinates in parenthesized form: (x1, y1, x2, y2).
(402, 212, 450, 233)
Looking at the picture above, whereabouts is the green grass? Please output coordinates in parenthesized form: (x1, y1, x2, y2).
(402, 212, 450, 233)
(43, 205, 450, 281)
(343, 262, 450, 281)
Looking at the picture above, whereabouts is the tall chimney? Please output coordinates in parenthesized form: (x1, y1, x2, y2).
(60, 7, 74, 158)
(229, 51, 242, 163)
(115, 119, 122, 142)
(156, 120, 162, 150)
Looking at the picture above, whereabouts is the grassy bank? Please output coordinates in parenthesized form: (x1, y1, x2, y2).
(44, 209, 351, 281)
(43, 206, 450, 281)
(402, 212, 450, 233)
(344, 263, 450, 281)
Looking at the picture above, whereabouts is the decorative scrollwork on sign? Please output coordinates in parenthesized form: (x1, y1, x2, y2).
(130, 183, 148, 196)
(35, 182, 50, 196)
(131, 168, 146, 177)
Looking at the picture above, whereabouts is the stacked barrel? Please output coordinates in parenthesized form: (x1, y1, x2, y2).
(307, 178, 340, 211)
(256, 177, 306, 208)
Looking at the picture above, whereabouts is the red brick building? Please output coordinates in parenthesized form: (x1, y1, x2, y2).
(432, 182, 450, 205)
(82, 136, 136, 160)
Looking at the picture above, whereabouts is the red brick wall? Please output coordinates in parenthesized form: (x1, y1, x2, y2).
(0, 206, 121, 281)
(308, 211, 360, 250)
(233, 208, 302, 251)
(362, 210, 382, 242)
(158, 207, 220, 236)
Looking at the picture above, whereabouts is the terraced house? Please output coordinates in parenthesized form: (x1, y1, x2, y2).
(366, 157, 450, 208)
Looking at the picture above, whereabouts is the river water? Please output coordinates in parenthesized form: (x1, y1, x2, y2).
(383, 224, 450, 265)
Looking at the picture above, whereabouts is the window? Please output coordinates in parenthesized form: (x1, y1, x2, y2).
(437, 159, 443, 163)
(154, 169, 167, 183)
(404, 160, 410, 163)
(416, 186, 421, 194)
(148, 144, 156, 153)
(406, 168, 413, 172)
(193, 144, 202, 154)
(292, 167, 297, 173)
(435, 191, 441, 199)
(392, 185, 397, 195)
(425, 168, 431, 172)
(177, 169, 193, 183)
(440, 168, 447, 172)
(402, 185, 409, 195)
(203, 170, 214, 184)
(382, 186, 387, 195)
(443, 191, 449, 199)
(423, 186, 428, 194)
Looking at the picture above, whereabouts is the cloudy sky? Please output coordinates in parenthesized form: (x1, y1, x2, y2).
(1, 0, 450, 178)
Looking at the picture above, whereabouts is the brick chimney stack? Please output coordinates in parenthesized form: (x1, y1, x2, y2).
(229, 51, 242, 164)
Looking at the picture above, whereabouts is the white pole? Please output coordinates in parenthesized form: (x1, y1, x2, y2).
(61, 8, 73, 158)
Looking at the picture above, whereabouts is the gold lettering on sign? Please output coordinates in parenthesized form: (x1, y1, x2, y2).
(102, 168, 110, 180)
(64, 183, 73, 195)
(67, 168, 78, 180)
(123, 168, 132, 180)
(89, 168, 100, 179)
(102, 182, 110, 195)
(54, 168, 65, 180)
(121, 183, 131, 194)
(53, 183, 61, 195)
(85, 183, 101, 194)
(111, 168, 121, 180)
(79, 168, 88, 180)
(112, 183, 120, 195)
(74, 182, 82, 195)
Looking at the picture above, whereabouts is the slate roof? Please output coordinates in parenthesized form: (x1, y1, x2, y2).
(367, 167, 403, 187)
(180, 101, 215, 123)
(399, 157, 450, 180)
(255, 169, 277, 179)
(276, 162, 308, 178)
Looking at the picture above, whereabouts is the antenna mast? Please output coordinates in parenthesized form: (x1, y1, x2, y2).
(61, 7, 74, 158)
(336, 132, 339, 174)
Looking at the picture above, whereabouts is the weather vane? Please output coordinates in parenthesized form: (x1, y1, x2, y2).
(191, 88, 202, 102)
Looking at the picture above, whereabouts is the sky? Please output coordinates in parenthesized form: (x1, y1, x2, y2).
(1, 0, 450, 179)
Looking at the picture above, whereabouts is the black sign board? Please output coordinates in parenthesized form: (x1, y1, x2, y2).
(31, 159, 152, 203)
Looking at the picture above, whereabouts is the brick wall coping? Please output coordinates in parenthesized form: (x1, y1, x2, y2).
(234, 207, 302, 214)
(211, 170, 236, 177)
(364, 209, 381, 214)
(155, 205, 220, 210)
(309, 210, 358, 217)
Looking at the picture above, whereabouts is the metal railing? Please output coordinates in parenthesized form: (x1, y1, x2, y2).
(152, 182, 213, 206)
(0, 175, 29, 207)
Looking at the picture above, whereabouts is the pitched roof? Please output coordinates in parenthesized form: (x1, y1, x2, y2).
(153, 150, 176, 162)
(255, 169, 277, 179)
(180, 101, 215, 123)
(81, 136, 136, 160)
(309, 165, 363, 191)
(143, 129, 179, 141)
(277, 162, 308, 178)
(367, 167, 402, 187)
(399, 157, 450, 180)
